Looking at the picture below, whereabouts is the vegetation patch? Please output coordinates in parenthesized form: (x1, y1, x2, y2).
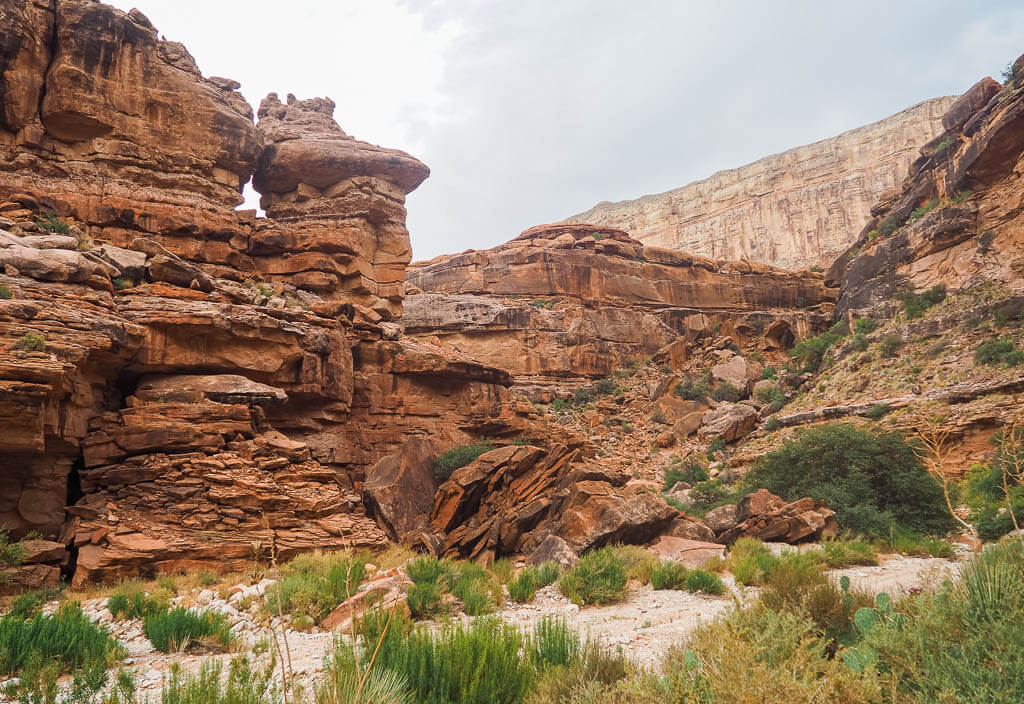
(36, 211, 70, 234)
(745, 423, 952, 537)
(788, 321, 847, 373)
(558, 546, 628, 606)
(264, 550, 366, 621)
(433, 442, 495, 481)
(662, 454, 710, 490)
(143, 607, 233, 653)
(675, 372, 711, 401)
(0, 284, 11, 299)
(975, 337, 1024, 367)
(897, 284, 946, 319)
(13, 332, 45, 352)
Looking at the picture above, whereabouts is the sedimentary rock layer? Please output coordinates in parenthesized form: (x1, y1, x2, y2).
(567, 98, 955, 270)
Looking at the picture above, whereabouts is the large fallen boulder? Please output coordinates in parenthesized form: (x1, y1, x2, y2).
(718, 489, 839, 545)
(698, 403, 758, 442)
(363, 437, 439, 543)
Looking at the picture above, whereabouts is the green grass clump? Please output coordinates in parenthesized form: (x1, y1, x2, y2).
(265, 550, 366, 621)
(863, 404, 891, 420)
(508, 569, 538, 603)
(975, 337, 1024, 367)
(878, 333, 903, 358)
(685, 569, 725, 595)
(107, 581, 169, 620)
(675, 373, 710, 401)
(159, 656, 277, 704)
(820, 538, 879, 567)
(710, 381, 742, 402)
(651, 561, 689, 590)
(490, 557, 514, 585)
(0, 284, 11, 299)
(897, 284, 946, 319)
(853, 317, 879, 334)
(909, 199, 939, 222)
(761, 366, 777, 380)
(559, 546, 628, 606)
(0, 601, 124, 677)
(36, 211, 70, 234)
(662, 455, 709, 490)
(610, 544, 660, 585)
(13, 332, 45, 352)
(406, 582, 446, 620)
(0, 528, 27, 572)
(433, 443, 495, 481)
(884, 528, 955, 558)
(755, 386, 786, 413)
(6, 586, 62, 621)
(745, 423, 952, 538)
(535, 561, 561, 588)
(527, 616, 581, 671)
(788, 324, 845, 372)
(142, 607, 233, 653)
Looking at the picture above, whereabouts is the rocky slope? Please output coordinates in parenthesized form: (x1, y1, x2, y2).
(567, 97, 955, 271)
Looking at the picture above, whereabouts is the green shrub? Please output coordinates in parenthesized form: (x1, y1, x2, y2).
(675, 373, 710, 401)
(107, 582, 168, 620)
(898, 284, 946, 319)
(112, 277, 133, 291)
(0, 601, 124, 677)
(592, 378, 618, 396)
(788, 326, 844, 373)
(6, 586, 62, 621)
(762, 417, 782, 432)
(853, 318, 879, 334)
(755, 386, 786, 412)
(684, 569, 725, 595)
(573, 387, 593, 404)
(863, 404, 891, 420)
(530, 298, 555, 309)
(651, 561, 689, 590)
(909, 199, 939, 222)
(36, 211, 70, 235)
(975, 337, 1024, 367)
(884, 528, 955, 558)
(160, 656, 278, 704)
(745, 423, 952, 537)
(13, 332, 45, 352)
(761, 367, 777, 380)
(848, 332, 869, 352)
(527, 616, 581, 671)
(535, 561, 561, 588)
(878, 214, 900, 237)
(406, 555, 450, 585)
(0, 529, 27, 572)
(507, 569, 537, 603)
(433, 443, 495, 481)
(265, 551, 366, 620)
(0, 284, 11, 299)
(688, 479, 742, 513)
(356, 609, 532, 704)
(549, 397, 571, 413)
(610, 544, 660, 585)
(558, 547, 628, 606)
(710, 381, 742, 402)
(662, 455, 709, 490)
(406, 582, 446, 620)
(490, 557, 514, 585)
(820, 538, 878, 567)
(878, 333, 903, 358)
(142, 607, 233, 653)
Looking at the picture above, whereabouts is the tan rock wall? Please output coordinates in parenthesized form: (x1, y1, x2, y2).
(568, 98, 956, 270)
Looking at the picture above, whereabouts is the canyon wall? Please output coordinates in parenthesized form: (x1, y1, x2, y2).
(567, 97, 956, 271)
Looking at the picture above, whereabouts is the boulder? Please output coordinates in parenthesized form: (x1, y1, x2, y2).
(663, 515, 716, 543)
(711, 355, 749, 392)
(148, 254, 215, 292)
(703, 504, 739, 535)
(363, 438, 439, 542)
(0, 244, 108, 283)
(96, 244, 148, 280)
(673, 411, 706, 439)
(0, 564, 60, 596)
(698, 403, 758, 442)
(19, 539, 68, 564)
(525, 534, 579, 569)
(647, 536, 725, 568)
(718, 490, 839, 545)
(556, 481, 677, 553)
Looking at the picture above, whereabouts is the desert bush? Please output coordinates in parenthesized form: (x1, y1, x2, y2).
(687, 479, 743, 513)
(863, 403, 891, 420)
(559, 547, 628, 606)
(674, 373, 710, 401)
(788, 326, 845, 373)
(651, 561, 688, 590)
(433, 443, 496, 481)
(265, 551, 366, 621)
(107, 581, 169, 620)
(143, 607, 233, 653)
(755, 386, 786, 413)
(0, 601, 124, 677)
(0, 528, 27, 572)
(684, 569, 725, 595)
(535, 561, 561, 588)
(878, 333, 903, 358)
(0, 284, 11, 299)
(406, 555, 451, 586)
(848, 332, 869, 352)
(36, 211, 70, 234)
(853, 318, 879, 334)
(745, 423, 952, 537)
(592, 378, 618, 396)
(508, 569, 538, 603)
(710, 381, 742, 402)
(975, 337, 1024, 367)
(6, 585, 62, 621)
(820, 538, 878, 567)
(909, 199, 939, 222)
(160, 656, 279, 704)
(357, 609, 532, 704)
(898, 284, 946, 319)
(490, 557, 514, 584)
(449, 562, 499, 616)
(883, 527, 956, 558)
(761, 366, 777, 380)
(662, 455, 709, 490)
(405, 581, 446, 620)
(610, 544, 660, 585)
(13, 332, 45, 352)
(527, 616, 581, 671)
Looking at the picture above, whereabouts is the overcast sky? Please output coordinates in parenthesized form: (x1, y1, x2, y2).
(109, 1, 1024, 261)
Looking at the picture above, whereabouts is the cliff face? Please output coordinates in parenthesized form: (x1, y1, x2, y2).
(567, 97, 955, 271)
(405, 223, 834, 389)
(0, 0, 514, 585)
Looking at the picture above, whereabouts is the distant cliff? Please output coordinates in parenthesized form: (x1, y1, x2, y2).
(567, 97, 956, 271)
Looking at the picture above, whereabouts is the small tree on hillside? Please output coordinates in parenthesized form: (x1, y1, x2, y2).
(912, 413, 978, 540)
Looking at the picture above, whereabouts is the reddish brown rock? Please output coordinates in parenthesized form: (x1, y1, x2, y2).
(363, 438, 439, 543)
(718, 490, 839, 545)
(647, 536, 725, 568)
(525, 534, 579, 569)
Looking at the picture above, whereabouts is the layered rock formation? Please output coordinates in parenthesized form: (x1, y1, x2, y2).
(567, 98, 955, 271)
(405, 223, 835, 388)
(832, 74, 1024, 316)
(0, 0, 516, 584)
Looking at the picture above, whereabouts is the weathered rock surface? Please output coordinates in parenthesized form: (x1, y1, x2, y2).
(363, 437, 439, 543)
(567, 98, 955, 270)
(646, 536, 725, 568)
(405, 223, 834, 387)
(718, 489, 839, 544)
(833, 65, 1024, 318)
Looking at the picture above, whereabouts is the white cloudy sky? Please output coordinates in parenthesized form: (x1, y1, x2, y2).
(108, 1, 1024, 260)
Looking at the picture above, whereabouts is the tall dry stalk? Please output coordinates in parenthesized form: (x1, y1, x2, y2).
(995, 412, 1024, 546)
(914, 414, 978, 539)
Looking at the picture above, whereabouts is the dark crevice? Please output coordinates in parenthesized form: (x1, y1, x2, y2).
(36, 0, 59, 130)
(62, 454, 83, 582)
